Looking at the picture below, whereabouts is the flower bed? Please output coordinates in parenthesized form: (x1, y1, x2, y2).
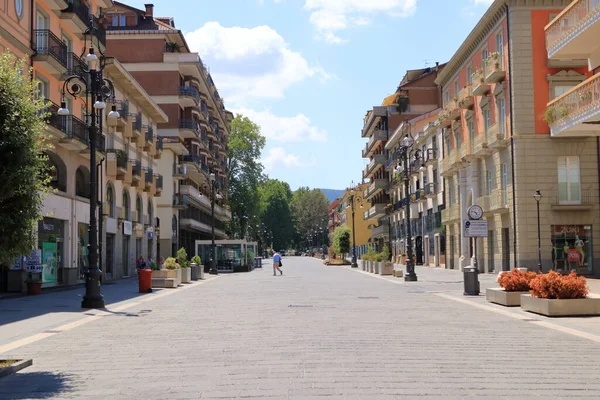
(487, 269, 537, 306)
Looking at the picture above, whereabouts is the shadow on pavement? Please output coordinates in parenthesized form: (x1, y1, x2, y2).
(0, 371, 75, 399)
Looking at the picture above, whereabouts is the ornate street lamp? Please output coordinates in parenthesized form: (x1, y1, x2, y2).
(346, 182, 364, 268)
(534, 189, 543, 272)
(57, 26, 119, 308)
(393, 122, 420, 282)
(199, 172, 222, 274)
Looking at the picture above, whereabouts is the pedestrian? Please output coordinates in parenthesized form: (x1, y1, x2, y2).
(158, 256, 164, 270)
(137, 255, 146, 270)
(272, 250, 283, 276)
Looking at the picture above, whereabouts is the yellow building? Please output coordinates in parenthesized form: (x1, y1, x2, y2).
(337, 183, 378, 257)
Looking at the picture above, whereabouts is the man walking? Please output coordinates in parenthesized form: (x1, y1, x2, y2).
(273, 250, 283, 276)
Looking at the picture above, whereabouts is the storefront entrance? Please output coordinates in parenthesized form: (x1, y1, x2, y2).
(551, 225, 593, 274)
(38, 218, 65, 285)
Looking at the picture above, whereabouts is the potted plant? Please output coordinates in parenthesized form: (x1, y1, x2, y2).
(380, 245, 393, 276)
(366, 247, 377, 272)
(176, 247, 191, 283)
(374, 252, 383, 274)
(521, 271, 600, 317)
(25, 271, 42, 295)
(486, 268, 537, 306)
(190, 255, 201, 281)
(152, 257, 181, 287)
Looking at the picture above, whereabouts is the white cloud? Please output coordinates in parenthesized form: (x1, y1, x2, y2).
(263, 147, 317, 172)
(234, 108, 327, 142)
(185, 22, 332, 106)
(304, 0, 417, 44)
(473, 0, 494, 5)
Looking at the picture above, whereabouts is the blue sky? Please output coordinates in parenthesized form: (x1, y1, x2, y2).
(128, 0, 493, 190)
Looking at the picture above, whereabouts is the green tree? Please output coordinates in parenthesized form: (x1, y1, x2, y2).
(333, 226, 351, 258)
(226, 115, 266, 239)
(0, 53, 51, 265)
(258, 179, 295, 250)
(292, 187, 330, 247)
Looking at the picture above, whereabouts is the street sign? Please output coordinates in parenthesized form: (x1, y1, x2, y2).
(464, 220, 488, 237)
(26, 249, 42, 273)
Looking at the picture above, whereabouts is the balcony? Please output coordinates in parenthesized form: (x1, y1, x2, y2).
(32, 30, 67, 75)
(425, 148, 437, 165)
(60, 0, 92, 33)
(143, 126, 154, 152)
(459, 139, 475, 161)
(173, 164, 188, 179)
(473, 132, 491, 156)
(365, 204, 386, 220)
(424, 121, 439, 136)
(56, 115, 88, 151)
(424, 183, 438, 198)
(486, 123, 509, 148)
(483, 53, 506, 84)
(545, 0, 600, 60)
(437, 110, 452, 129)
(131, 160, 142, 184)
(131, 114, 142, 143)
(545, 73, 600, 137)
(550, 188, 598, 211)
(362, 129, 388, 158)
(439, 149, 462, 177)
(458, 85, 474, 109)
(371, 222, 389, 238)
(478, 189, 509, 215)
(364, 179, 388, 200)
(363, 154, 387, 179)
(361, 105, 396, 137)
(471, 68, 490, 96)
(115, 151, 131, 183)
(179, 86, 200, 108)
(154, 136, 163, 160)
(173, 194, 189, 210)
(154, 175, 163, 196)
(179, 118, 201, 139)
(445, 99, 461, 121)
(441, 204, 460, 224)
(43, 0, 68, 10)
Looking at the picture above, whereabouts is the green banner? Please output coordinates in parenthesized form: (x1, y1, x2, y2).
(42, 242, 57, 283)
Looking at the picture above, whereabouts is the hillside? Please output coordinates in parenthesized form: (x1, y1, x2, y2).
(319, 189, 345, 203)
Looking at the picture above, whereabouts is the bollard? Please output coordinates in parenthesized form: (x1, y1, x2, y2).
(463, 266, 480, 296)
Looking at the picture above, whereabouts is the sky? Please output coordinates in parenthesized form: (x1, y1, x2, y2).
(128, 0, 494, 190)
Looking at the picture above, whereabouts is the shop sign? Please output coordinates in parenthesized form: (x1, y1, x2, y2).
(147, 227, 154, 239)
(26, 249, 42, 273)
(464, 220, 488, 237)
(123, 220, 132, 236)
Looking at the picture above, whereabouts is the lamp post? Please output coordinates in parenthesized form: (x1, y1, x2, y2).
(347, 183, 364, 268)
(534, 189, 543, 272)
(57, 28, 119, 308)
(394, 122, 420, 282)
(199, 172, 222, 275)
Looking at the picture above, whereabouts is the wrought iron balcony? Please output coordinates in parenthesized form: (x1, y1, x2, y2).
(32, 30, 68, 73)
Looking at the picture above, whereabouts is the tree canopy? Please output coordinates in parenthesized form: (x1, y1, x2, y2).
(291, 187, 330, 248)
(258, 179, 295, 251)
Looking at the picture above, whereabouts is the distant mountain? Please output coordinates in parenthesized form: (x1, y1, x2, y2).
(319, 189, 345, 203)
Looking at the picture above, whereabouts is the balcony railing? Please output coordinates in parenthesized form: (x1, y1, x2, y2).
(115, 150, 128, 170)
(156, 175, 163, 190)
(424, 182, 437, 197)
(483, 52, 506, 83)
(545, 72, 600, 136)
(145, 168, 153, 183)
(132, 160, 142, 177)
(64, 52, 85, 76)
(134, 114, 142, 132)
(156, 136, 163, 152)
(179, 86, 200, 102)
(441, 204, 460, 223)
(457, 85, 474, 109)
(32, 30, 67, 67)
(64, 0, 92, 28)
(545, 0, 600, 57)
(145, 126, 154, 143)
(179, 118, 201, 133)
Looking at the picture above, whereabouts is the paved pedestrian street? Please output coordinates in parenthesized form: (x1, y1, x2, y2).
(2, 258, 600, 399)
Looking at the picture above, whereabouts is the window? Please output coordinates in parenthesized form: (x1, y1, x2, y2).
(496, 31, 504, 60)
(449, 180, 455, 205)
(122, 191, 130, 220)
(136, 196, 143, 223)
(497, 97, 506, 134)
(483, 108, 491, 133)
(482, 47, 489, 63)
(111, 14, 127, 27)
(454, 127, 462, 148)
(75, 167, 89, 198)
(454, 80, 460, 99)
(501, 163, 508, 205)
(148, 201, 153, 225)
(106, 184, 115, 217)
(553, 85, 575, 99)
(558, 156, 581, 204)
(468, 120, 475, 144)
(36, 76, 49, 99)
(467, 64, 473, 85)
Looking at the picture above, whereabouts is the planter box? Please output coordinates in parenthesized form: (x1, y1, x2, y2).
(181, 268, 191, 283)
(368, 261, 374, 273)
(152, 269, 181, 286)
(0, 359, 32, 379)
(520, 294, 600, 317)
(393, 269, 404, 278)
(380, 262, 393, 276)
(486, 287, 528, 307)
(360, 260, 365, 270)
(374, 262, 381, 274)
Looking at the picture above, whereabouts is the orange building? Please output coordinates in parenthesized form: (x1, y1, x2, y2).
(435, 0, 598, 276)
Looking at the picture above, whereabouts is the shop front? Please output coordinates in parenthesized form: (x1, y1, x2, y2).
(37, 217, 65, 286)
(551, 225, 593, 275)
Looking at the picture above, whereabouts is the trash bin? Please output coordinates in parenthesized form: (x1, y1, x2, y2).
(254, 257, 262, 269)
(463, 266, 480, 296)
(138, 269, 153, 293)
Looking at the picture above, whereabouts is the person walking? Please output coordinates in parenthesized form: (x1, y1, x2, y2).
(136, 255, 146, 270)
(273, 250, 283, 276)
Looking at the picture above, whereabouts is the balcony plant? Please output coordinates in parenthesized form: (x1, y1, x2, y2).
(521, 271, 600, 316)
(487, 268, 537, 306)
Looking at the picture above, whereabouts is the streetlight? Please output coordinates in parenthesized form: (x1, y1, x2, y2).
(534, 189, 543, 272)
(200, 172, 222, 275)
(346, 183, 364, 268)
(393, 122, 420, 282)
(57, 29, 119, 308)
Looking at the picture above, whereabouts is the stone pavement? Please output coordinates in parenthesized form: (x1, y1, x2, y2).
(1, 258, 600, 399)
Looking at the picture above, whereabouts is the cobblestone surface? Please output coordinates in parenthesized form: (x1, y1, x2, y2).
(1, 258, 600, 399)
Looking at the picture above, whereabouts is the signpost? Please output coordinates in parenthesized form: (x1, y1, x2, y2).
(463, 205, 487, 295)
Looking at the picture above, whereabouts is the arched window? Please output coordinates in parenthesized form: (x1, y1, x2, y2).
(46, 152, 67, 192)
(75, 166, 90, 198)
(136, 195, 143, 223)
(106, 183, 115, 217)
(122, 191, 130, 220)
(148, 200, 153, 226)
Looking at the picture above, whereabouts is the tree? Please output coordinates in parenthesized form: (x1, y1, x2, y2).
(292, 187, 330, 248)
(333, 226, 351, 259)
(226, 114, 266, 239)
(0, 53, 51, 265)
(258, 179, 295, 250)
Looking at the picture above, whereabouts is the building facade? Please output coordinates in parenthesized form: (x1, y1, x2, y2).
(103, 2, 232, 261)
(435, 0, 599, 275)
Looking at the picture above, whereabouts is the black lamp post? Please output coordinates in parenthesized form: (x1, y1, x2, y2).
(199, 172, 222, 275)
(394, 122, 420, 282)
(534, 189, 543, 272)
(347, 183, 364, 268)
(57, 29, 119, 309)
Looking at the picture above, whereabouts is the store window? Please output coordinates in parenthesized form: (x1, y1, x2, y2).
(106, 183, 115, 217)
(551, 225, 593, 274)
(557, 156, 581, 204)
(38, 218, 64, 284)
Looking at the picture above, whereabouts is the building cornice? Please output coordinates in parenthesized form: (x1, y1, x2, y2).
(435, 0, 571, 87)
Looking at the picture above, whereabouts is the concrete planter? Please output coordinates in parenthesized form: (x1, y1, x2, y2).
(190, 264, 199, 281)
(380, 262, 394, 276)
(360, 260, 365, 270)
(374, 262, 381, 274)
(520, 294, 600, 317)
(153, 269, 181, 286)
(181, 267, 191, 283)
(368, 261, 374, 273)
(486, 287, 528, 307)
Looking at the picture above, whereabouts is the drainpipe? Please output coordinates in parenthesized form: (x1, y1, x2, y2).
(29, 0, 34, 79)
(506, 4, 518, 269)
